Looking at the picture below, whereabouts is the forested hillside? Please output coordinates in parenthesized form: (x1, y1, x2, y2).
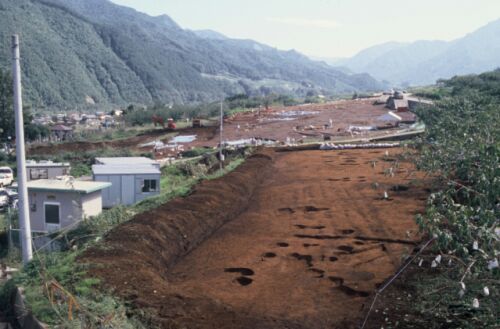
(0, 0, 383, 110)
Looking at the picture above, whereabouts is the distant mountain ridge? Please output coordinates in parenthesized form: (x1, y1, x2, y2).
(0, 0, 383, 109)
(329, 19, 500, 86)
(192, 30, 229, 40)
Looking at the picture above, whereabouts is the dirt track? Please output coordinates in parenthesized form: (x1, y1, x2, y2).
(83, 148, 429, 328)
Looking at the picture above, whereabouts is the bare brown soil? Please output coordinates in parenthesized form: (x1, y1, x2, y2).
(82, 147, 429, 328)
(222, 99, 393, 143)
(29, 99, 408, 158)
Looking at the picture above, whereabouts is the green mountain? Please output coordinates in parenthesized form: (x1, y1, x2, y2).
(0, 0, 383, 110)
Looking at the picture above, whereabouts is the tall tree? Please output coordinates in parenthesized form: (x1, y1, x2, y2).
(0, 68, 48, 142)
(0, 68, 15, 140)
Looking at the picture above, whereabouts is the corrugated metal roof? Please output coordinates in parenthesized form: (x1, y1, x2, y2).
(26, 160, 70, 168)
(393, 99, 409, 109)
(92, 164, 161, 175)
(95, 157, 158, 166)
(27, 179, 111, 194)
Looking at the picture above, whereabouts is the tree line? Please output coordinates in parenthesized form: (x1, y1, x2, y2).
(0, 68, 50, 142)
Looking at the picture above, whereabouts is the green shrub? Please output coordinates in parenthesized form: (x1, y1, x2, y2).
(70, 163, 92, 177)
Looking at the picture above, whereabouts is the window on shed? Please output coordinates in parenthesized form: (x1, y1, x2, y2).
(44, 204, 60, 224)
(30, 168, 48, 180)
(142, 179, 158, 193)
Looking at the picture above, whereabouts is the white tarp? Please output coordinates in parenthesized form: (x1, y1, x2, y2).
(347, 125, 376, 132)
(139, 140, 164, 148)
(377, 111, 402, 121)
(320, 142, 400, 150)
(171, 135, 197, 143)
(277, 110, 319, 117)
(223, 138, 276, 148)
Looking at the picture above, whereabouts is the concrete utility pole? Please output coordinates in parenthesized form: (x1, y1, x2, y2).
(12, 34, 33, 264)
(219, 99, 224, 171)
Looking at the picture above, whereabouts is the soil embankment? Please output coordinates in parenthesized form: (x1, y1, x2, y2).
(83, 148, 429, 328)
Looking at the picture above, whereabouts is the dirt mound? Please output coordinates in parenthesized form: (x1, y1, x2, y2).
(81, 150, 282, 326)
(83, 148, 429, 329)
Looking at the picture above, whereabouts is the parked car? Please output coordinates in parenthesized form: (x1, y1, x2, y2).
(0, 167, 14, 187)
(5, 188, 18, 208)
(0, 189, 9, 211)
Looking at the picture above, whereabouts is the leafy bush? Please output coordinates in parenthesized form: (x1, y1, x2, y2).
(70, 163, 92, 177)
(406, 71, 500, 326)
(415, 95, 499, 262)
(180, 147, 213, 158)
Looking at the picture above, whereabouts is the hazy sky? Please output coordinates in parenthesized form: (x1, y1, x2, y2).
(110, 0, 500, 58)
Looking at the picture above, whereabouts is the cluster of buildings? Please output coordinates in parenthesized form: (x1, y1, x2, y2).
(33, 110, 124, 141)
(10, 157, 160, 246)
(374, 90, 433, 127)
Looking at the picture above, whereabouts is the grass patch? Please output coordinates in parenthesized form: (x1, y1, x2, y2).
(73, 125, 151, 143)
(0, 212, 6, 231)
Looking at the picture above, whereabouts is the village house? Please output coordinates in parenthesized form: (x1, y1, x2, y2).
(92, 157, 161, 208)
(385, 91, 434, 112)
(385, 91, 409, 112)
(26, 179, 111, 233)
(50, 124, 73, 141)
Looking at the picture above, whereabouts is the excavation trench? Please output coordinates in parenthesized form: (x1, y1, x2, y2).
(82, 148, 429, 329)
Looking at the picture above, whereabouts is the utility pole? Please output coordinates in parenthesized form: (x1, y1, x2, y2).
(12, 34, 33, 264)
(219, 99, 224, 171)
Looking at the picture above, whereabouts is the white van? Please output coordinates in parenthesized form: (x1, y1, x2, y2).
(0, 167, 14, 187)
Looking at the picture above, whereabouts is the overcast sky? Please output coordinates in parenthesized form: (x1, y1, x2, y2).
(110, 0, 500, 58)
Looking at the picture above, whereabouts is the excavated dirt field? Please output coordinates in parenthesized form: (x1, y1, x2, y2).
(29, 99, 413, 158)
(221, 99, 395, 143)
(83, 147, 429, 328)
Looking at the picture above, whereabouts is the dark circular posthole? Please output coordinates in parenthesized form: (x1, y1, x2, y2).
(224, 268, 255, 276)
(236, 276, 253, 286)
(263, 252, 277, 258)
(337, 245, 354, 253)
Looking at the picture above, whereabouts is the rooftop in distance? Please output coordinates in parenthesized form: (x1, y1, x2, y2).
(95, 157, 159, 166)
(92, 164, 161, 175)
(26, 160, 71, 167)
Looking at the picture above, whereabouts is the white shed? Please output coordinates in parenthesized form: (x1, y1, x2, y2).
(26, 160, 71, 181)
(92, 162, 161, 208)
(27, 179, 111, 233)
